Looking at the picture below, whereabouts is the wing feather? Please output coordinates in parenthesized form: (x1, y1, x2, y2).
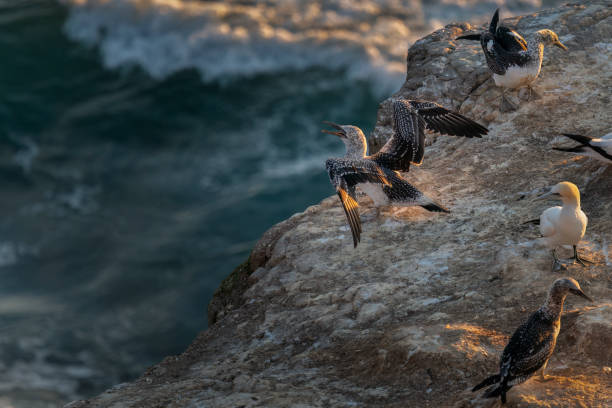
(338, 188, 361, 247)
(409, 101, 488, 138)
(369, 100, 424, 171)
(326, 158, 393, 247)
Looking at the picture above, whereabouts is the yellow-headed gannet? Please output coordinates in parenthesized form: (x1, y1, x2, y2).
(535, 181, 590, 270)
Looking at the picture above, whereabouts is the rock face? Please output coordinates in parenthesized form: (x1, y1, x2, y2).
(69, 2, 612, 407)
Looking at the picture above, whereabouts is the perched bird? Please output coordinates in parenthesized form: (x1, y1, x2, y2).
(472, 278, 592, 404)
(323, 99, 488, 247)
(553, 133, 612, 164)
(534, 181, 590, 270)
(456, 8, 567, 110)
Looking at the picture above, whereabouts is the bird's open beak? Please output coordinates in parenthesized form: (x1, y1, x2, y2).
(322, 121, 346, 138)
(570, 288, 593, 302)
(555, 40, 568, 51)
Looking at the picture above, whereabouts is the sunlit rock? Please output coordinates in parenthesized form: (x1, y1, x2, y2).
(67, 2, 611, 407)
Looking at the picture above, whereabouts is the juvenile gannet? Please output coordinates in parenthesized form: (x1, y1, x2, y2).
(323, 99, 488, 247)
(473, 278, 592, 404)
(535, 181, 589, 270)
(456, 9, 567, 110)
(553, 133, 612, 164)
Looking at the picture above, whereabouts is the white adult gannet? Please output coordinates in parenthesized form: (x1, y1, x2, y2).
(553, 133, 612, 164)
(535, 181, 589, 269)
(472, 278, 592, 404)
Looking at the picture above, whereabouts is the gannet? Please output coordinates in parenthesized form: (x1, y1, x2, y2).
(535, 181, 589, 270)
(323, 99, 488, 247)
(553, 133, 612, 164)
(473, 278, 592, 404)
(456, 9, 567, 110)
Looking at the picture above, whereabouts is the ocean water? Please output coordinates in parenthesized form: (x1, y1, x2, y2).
(0, 0, 566, 406)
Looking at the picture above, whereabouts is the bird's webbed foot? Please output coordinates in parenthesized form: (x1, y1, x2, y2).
(572, 246, 593, 267)
(520, 85, 541, 101)
(537, 362, 553, 381)
(362, 206, 383, 220)
(551, 250, 567, 272)
(500, 91, 518, 112)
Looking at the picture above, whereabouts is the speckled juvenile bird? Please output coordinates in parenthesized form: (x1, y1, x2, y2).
(472, 278, 592, 404)
(456, 8, 567, 110)
(553, 132, 612, 164)
(323, 98, 488, 247)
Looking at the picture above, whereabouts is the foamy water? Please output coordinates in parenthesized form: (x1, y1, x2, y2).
(60, 0, 556, 96)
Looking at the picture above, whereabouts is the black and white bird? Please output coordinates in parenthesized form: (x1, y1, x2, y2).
(456, 9, 567, 110)
(553, 133, 612, 164)
(472, 278, 592, 404)
(323, 99, 488, 247)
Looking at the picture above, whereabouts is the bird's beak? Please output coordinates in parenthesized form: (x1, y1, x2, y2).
(555, 40, 568, 51)
(570, 288, 593, 302)
(322, 121, 346, 138)
(535, 190, 554, 200)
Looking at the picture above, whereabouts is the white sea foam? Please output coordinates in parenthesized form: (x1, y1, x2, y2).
(60, 0, 429, 95)
(60, 0, 562, 96)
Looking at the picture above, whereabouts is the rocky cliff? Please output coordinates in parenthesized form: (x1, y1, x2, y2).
(69, 1, 612, 407)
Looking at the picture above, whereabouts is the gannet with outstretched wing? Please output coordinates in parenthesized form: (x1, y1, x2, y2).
(323, 99, 488, 247)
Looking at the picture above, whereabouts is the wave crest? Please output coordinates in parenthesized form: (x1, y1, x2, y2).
(61, 0, 429, 94)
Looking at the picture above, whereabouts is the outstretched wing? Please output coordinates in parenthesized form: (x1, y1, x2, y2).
(370, 100, 425, 171)
(408, 100, 489, 138)
(371, 99, 487, 171)
(325, 158, 391, 247)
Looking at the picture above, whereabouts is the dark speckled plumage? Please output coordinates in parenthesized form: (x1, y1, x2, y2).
(371, 99, 488, 171)
(323, 98, 486, 247)
(473, 278, 592, 404)
(457, 9, 530, 75)
(456, 8, 567, 90)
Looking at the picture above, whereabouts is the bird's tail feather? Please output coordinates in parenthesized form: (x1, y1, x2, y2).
(455, 34, 481, 41)
(472, 374, 500, 392)
(483, 384, 501, 398)
(420, 199, 450, 213)
(552, 146, 586, 154)
(560, 133, 593, 146)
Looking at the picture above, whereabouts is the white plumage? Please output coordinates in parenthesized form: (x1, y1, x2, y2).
(492, 63, 541, 89)
(536, 181, 589, 268)
(539, 206, 587, 248)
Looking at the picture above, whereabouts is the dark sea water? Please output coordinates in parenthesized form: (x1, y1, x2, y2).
(0, 0, 566, 406)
